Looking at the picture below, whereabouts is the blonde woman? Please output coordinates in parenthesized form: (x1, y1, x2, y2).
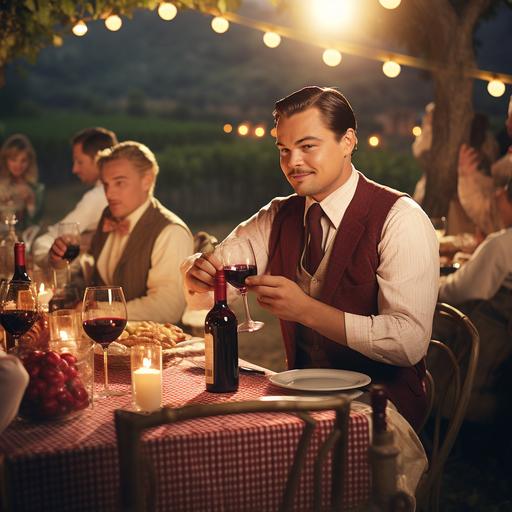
(0, 134, 44, 229)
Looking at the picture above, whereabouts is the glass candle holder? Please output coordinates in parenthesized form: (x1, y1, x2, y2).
(131, 344, 162, 412)
(49, 309, 81, 345)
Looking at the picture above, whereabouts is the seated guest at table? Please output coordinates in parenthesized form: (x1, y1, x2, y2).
(49, 141, 193, 323)
(458, 94, 512, 236)
(0, 133, 44, 231)
(0, 348, 29, 432)
(32, 127, 118, 267)
(184, 86, 439, 430)
(439, 177, 512, 422)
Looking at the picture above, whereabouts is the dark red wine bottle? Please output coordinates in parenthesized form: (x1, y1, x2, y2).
(12, 242, 31, 282)
(204, 269, 239, 393)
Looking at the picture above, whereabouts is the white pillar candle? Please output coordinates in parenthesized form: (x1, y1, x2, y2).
(132, 367, 162, 412)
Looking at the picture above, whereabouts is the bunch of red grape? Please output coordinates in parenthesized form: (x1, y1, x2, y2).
(19, 350, 90, 421)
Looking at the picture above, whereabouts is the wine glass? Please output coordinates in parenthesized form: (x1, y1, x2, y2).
(0, 280, 39, 352)
(82, 286, 127, 397)
(57, 222, 80, 284)
(220, 237, 264, 333)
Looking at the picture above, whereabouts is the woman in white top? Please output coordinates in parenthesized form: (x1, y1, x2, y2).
(0, 349, 29, 432)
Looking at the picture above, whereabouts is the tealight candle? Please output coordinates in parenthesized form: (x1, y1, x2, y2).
(37, 283, 53, 312)
(131, 345, 162, 412)
(49, 309, 80, 343)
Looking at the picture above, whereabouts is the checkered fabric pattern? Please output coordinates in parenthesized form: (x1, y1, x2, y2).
(1, 360, 370, 511)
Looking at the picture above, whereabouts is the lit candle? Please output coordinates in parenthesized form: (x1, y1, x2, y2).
(38, 283, 53, 312)
(132, 357, 162, 412)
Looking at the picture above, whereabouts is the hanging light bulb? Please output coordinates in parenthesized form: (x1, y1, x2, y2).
(270, 127, 277, 138)
(72, 20, 88, 37)
(53, 34, 64, 47)
(211, 17, 229, 34)
(322, 48, 342, 67)
(382, 60, 401, 78)
(369, 135, 380, 147)
(223, 123, 233, 134)
(412, 126, 422, 137)
(105, 14, 122, 31)
(487, 79, 506, 98)
(254, 126, 265, 137)
(158, 2, 177, 21)
(263, 31, 281, 48)
(379, 0, 401, 9)
(238, 124, 249, 136)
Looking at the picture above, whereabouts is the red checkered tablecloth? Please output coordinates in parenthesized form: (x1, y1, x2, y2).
(1, 359, 371, 511)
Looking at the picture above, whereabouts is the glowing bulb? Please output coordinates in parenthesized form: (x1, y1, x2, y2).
(53, 35, 63, 47)
(72, 20, 88, 37)
(487, 79, 506, 98)
(412, 126, 422, 137)
(105, 14, 122, 31)
(379, 0, 401, 9)
(369, 135, 380, 147)
(270, 127, 277, 138)
(322, 48, 342, 67)
(263, 32, 281, 48)
(382, 60, 401, 78)
(255, 126, 265, 137)
(238, 124, 249, 136)
(211, 17, 229, 34)
(223, 123, 233, 134)
(158, 2, 177, 21)
(311, 0, 353, 30)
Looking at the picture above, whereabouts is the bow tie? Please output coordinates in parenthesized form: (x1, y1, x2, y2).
(102, 217, 130, 236)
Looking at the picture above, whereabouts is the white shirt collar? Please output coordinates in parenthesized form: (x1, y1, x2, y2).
(304, 165, 359, 229)
(123, 197, 151, 235)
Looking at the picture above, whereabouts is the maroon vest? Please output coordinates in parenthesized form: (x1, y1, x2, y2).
(269, 174, 427, 430)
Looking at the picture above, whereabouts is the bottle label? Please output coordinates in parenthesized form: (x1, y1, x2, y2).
(204, 332, 214, 384)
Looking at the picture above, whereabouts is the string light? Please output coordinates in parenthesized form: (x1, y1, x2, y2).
(322, 48, 342, 67)
(382, 60, 401, 78)
(53, 35, 63, 47)
(379, 0, 401, 9)
(238, 124, 249, 136)
(254, 126, 265, 137)
(311, 0, 353, 30)
(158, 2, 177, 21)
(369, 135, 380, 147)
(412, 126, 422, 137)
(487, 79, 506, 97)
(105, 14, 122, 31)
(223, 123, 233, 133)
(263, 31, 281, 48)
(270, 127, 277, 138)
(72, 21, 88, 37)
(211, 17, 229, 34)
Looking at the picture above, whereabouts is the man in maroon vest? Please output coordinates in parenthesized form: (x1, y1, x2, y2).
(185, 86, 439, 429)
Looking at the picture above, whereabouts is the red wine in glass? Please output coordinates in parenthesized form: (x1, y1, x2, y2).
(224, 264, 257, 291)
(63, 244, 80, 262)
(82, 317, 126, 347)
(0, 310, 38, 337)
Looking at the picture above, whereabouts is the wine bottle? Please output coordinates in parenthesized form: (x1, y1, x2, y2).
(204, 269, 239, 393)
(12, 242, 31, 282)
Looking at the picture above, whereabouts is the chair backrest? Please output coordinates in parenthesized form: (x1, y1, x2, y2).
(115, 395, 351, 512)
(416, 302, 480, 510)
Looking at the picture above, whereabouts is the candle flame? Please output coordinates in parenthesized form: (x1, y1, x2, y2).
(39, 283, 45, 293)
(60, 330, 69, 341)
(143, 357, 151, 369)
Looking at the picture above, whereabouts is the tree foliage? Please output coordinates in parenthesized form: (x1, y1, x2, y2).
(0, 0, 240, 86)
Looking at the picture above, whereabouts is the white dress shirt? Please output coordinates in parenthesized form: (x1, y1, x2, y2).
(32, 181, 107, 265)
(0, 350, 29, 432)
(184, 167, 439, 367)
(97, 199, 194, 323)
(439, 228, 512, 304)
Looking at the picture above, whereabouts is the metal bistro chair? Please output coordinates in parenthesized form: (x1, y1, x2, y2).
(115, 395, 351, 512)
(416, 302, 480, 512)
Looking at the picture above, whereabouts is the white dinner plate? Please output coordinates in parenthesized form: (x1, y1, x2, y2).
(269, 369, 371, 392)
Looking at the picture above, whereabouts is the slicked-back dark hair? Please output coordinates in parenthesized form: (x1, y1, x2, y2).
(273, 86, 357, 140)
(71, 127, 118, 158)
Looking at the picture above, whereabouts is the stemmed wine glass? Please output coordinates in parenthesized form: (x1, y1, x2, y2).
(58, 222, 80, 284)
(82, 286, 127, 397)
(0, 280, 39, 352)
(220, 237, 264, 333)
